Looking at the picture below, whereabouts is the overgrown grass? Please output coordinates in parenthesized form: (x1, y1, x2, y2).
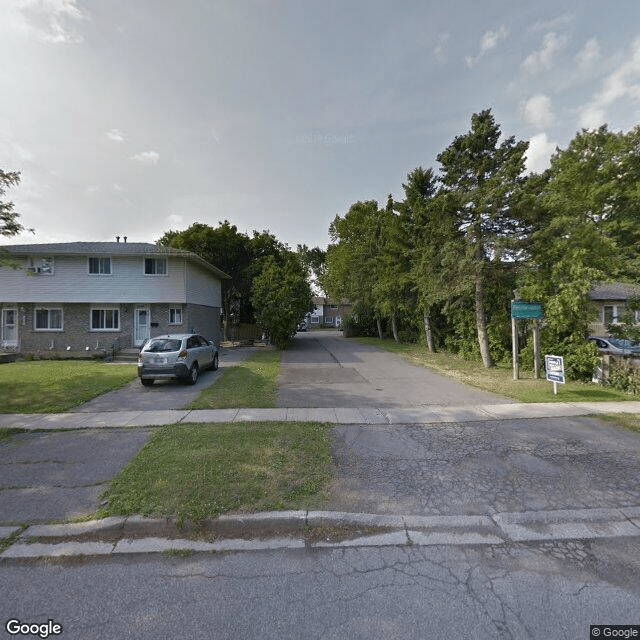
(0, 361, 137, 413)
(0, 427, 27, 442)
(595, 413, 640, 434)
(355, 337, 635, 403)
(189, 349, 282, 409)
(100, 421, 333, 524)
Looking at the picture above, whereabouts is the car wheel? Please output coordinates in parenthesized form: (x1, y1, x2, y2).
(212, 353, 219, 371)
(187, 363, 199, 385)
(141, 379, 154, 387)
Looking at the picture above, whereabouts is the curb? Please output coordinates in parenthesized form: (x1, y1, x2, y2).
(2, 507, 640, 559)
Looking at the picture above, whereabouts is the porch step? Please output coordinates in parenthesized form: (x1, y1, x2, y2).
(113, 348, 140, 363)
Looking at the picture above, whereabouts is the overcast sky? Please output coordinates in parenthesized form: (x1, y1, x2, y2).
(1, 0, 639, 251)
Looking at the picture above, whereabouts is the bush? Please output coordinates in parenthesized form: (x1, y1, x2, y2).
(608, 359, 640, 394)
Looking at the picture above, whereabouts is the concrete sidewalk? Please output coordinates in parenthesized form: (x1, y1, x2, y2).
(1, 401, 639, 430)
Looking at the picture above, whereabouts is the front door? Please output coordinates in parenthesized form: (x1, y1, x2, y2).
(134, 307, 151, 346)
(1, 309, 18, 348)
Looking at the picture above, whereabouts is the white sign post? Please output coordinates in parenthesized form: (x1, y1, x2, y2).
(545, 355, 565, 395)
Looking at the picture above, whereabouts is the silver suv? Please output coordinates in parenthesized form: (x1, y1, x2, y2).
(137, 333, 219, 386)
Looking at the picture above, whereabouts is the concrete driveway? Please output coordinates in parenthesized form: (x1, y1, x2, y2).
(277, 330, 514, 407)
(71, 346, 255, 412)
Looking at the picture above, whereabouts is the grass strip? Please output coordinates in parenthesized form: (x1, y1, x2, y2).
(355, 337, 635, 403)
(0, 361, 137, 413)
(595, 413, 640, 434)
(189, 348, 282, 409)
(100, 421, 333, 524)
(0, 428, 27, 442)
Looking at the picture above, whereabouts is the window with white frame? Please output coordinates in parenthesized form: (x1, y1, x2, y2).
(310, 316, 320, 324)
(144, 257, 167, 275)
(34, 308, 63, 330)
(91, 307, 120, 330)
(604, 304, 626, 324)
(89, 257, 112, 275)
(169, 307, 183, 324)
(325, 316, 334, 324)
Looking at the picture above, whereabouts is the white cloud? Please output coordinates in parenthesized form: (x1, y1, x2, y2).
(522, 32, 569, 74)
(5, 0, 86, 44)
(168, 214, 184, 227)
(520, 94, 555, 128)
(466, 25, 509, 67)
(130, 150, 160, 164)
(575, 38, 601, 72)
(528, 14, 574, 33)
(525, 133, 558, 174)
(578, 37, 640, 129)
(106, 129, 125, 142)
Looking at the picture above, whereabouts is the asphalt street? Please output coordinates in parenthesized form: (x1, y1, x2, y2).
(277, 330, 514, 407)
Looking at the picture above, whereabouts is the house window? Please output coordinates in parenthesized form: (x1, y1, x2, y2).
(325, 316, 334, 324)
(144, 258, 167, 275)
(169, 307, 183, 324)
(91, 308, 120, 331)
(329, 304, 338, 309)
(310, 316, 320, 324)
(34, 308, 63, 331)
(89, 257, 112, 274)
(604, 305, 626, 324)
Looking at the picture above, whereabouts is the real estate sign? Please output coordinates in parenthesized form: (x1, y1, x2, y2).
(545, 354, 565, 394)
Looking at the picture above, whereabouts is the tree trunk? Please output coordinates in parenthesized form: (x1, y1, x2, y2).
(222, 316, 228, 342)
(376, 317, 384, 340)
(423, 311, 435, 352)
(475, 271, 493, 368)
(391, 314, 399, 343)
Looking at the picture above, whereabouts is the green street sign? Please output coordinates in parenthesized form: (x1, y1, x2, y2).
(511, 301, 543, 319)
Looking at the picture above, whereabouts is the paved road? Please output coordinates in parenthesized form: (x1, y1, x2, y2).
(2, 541, 639, 639)
(278, 331, 514, 407)
(71, 346, 254, 412)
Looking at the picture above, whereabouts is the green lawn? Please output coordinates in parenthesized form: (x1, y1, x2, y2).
(100, 421, 333, 524)
(189, 348, 282, 409)
(355, 337, 635, 403)
(0, 360, 137, 413)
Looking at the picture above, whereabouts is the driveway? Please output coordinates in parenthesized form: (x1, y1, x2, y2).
(328, 415, 640, 516)
(71, 346, 255, 412)
(0, 428, 152, 524)
(277, 330, 514, 407)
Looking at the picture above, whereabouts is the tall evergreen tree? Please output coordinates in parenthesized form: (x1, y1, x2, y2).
(436, 110, 529, 367)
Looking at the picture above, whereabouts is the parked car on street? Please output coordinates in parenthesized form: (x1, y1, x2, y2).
(297, 321, 308, 332)
(588, 336, 640, 356)
(137, 333, 219, 386)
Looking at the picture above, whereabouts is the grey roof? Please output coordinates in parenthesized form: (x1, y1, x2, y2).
(1, 242, 230, 279)
(589, 282, 640, 301)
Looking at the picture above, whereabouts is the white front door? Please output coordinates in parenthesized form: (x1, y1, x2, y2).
(2, 309, 18, 348)
(134, 307, 151, 346)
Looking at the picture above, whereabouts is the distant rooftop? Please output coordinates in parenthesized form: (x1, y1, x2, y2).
(589, 282, 640, 300)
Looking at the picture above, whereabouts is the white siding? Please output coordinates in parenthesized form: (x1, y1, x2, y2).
(185, 262, 222, 307)
(0, 255, 187, 303)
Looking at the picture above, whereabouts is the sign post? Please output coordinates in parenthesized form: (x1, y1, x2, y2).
(545, 355, 565, 394)
(511, 301, 543, 380)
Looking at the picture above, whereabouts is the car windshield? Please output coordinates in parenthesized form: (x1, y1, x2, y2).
(608, 338, 637, 349)
(145, 339, 182, 353)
